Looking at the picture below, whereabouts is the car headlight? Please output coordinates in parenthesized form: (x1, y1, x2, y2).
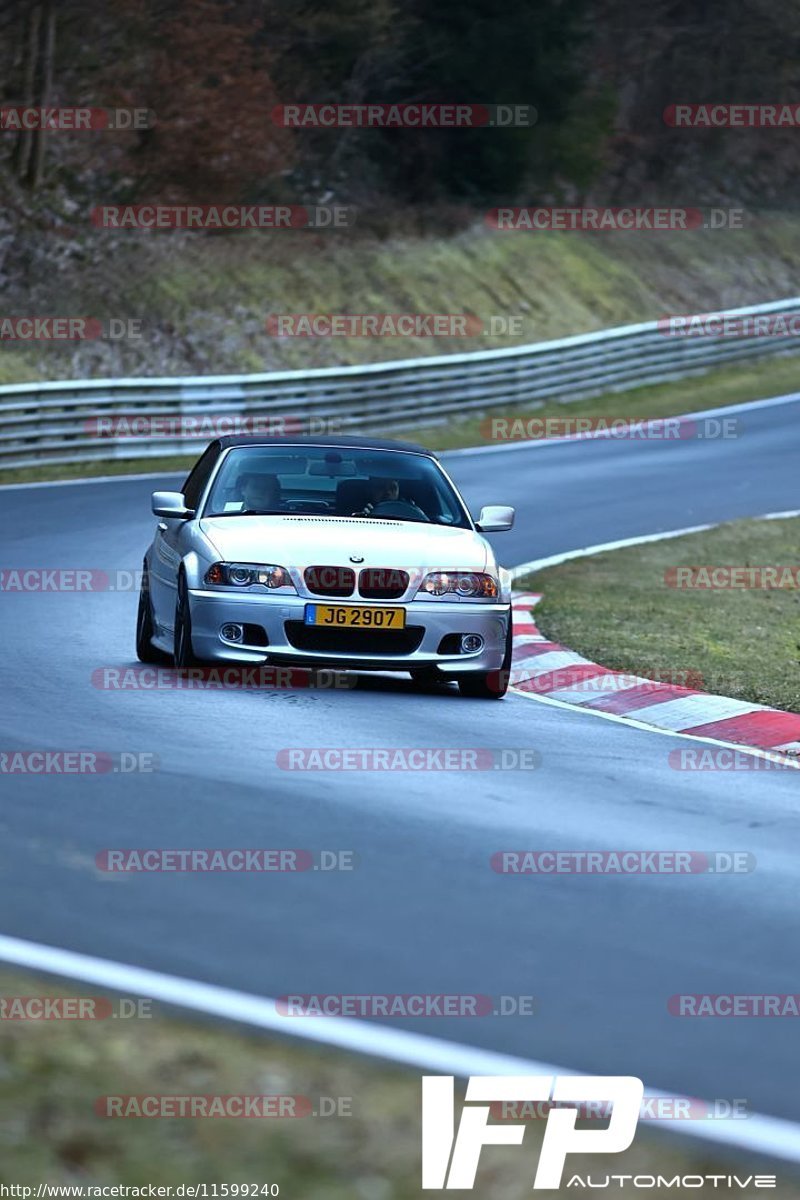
(419, 571, 499, 599)
(204, 562, 296, 591)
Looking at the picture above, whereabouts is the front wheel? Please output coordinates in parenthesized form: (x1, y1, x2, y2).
(174, 572, 202, 668)
(457, 618, 513, 700)
(136, 564, 168, 664)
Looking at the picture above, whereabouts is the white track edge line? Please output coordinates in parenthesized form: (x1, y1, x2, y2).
(0, 933, 798, 1166)
(510, 524, 716, 577)
(510, 509, 800, 578)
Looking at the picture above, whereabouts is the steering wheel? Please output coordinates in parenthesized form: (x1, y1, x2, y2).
(369, 499, 430, 521)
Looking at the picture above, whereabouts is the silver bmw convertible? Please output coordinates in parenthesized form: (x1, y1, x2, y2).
(136, 435, 515, 697)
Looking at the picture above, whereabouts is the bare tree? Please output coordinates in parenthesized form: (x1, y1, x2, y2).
(11, 1, 42, 181)
(28, 0, 55, 188)
(8, 0, 56, 189)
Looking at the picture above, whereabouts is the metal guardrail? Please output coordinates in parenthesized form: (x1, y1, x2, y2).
(1, 297, 798, 468)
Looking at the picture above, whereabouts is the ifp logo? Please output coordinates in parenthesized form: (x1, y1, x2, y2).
(421, 1074, 644, 1189)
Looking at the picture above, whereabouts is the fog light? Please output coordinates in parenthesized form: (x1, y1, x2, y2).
(460, 634, 484, 654)
(220, 623, 244, 643)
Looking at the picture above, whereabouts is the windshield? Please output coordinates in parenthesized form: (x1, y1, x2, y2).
(201, 445, 472, 528)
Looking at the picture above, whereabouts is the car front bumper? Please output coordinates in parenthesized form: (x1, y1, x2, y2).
(188, 588, 511, 674)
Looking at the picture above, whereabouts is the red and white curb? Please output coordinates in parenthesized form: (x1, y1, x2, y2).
(509, 586, 800, 757)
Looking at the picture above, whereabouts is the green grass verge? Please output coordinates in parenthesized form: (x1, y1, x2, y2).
(2, 350, 799, 487)
(0, 968, 791, 1194)
(516, 516, 800, 714)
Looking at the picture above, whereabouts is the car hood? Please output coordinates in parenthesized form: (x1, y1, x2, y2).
(199, 515, 490, 573)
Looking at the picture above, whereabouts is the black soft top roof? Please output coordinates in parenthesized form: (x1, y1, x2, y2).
(216, 434, 436, 457)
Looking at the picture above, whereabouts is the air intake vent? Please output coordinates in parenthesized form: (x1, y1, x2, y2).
(285, 623, 424, 656)
(359, 568, 410, 600)
(305, 565, 356, 597)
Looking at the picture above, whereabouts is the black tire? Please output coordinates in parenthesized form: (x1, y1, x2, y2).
(136, 564, 167, 664)
(457, 616, 513, 700)
(174, 571, 202, 668)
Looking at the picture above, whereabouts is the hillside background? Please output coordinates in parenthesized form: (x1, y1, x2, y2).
(1, 0, 799, 382)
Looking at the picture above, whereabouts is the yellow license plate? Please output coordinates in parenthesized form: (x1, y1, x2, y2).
(304, 604, 406, 630)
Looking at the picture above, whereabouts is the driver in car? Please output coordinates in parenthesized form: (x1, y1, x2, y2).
(356, 477, 400, 515)
(240, 473, 281, 513)
(355, 477, 428, 520)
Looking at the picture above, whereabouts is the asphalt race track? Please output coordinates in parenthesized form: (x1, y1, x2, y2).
(2, 392, 800, 1124)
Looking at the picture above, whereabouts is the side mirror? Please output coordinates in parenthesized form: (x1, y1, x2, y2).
(152, 491, 194, 520)
(476, 505, 515, 532)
